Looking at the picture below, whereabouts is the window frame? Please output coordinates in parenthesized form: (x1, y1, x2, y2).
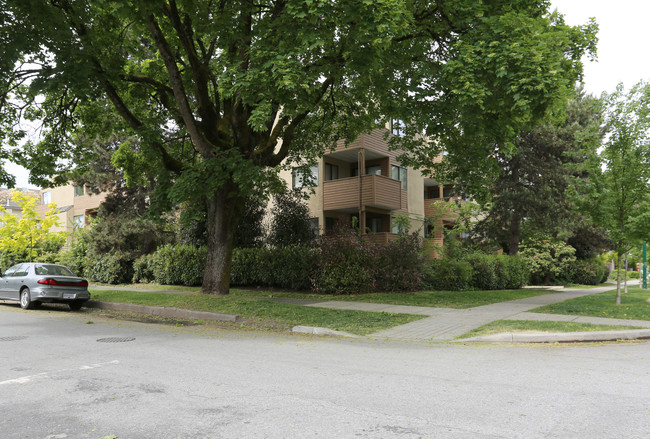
(292, 164, 319, 189)
(325, 163, 339, 181)
(391, 165, 408, 190)
(73, 214, 85, 229)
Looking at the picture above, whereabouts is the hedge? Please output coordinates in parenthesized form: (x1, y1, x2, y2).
(231, 245, 317, 290)
(84, 252, 134, 284)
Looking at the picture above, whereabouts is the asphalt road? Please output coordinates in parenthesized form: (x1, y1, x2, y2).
(2, 304, 650, 439)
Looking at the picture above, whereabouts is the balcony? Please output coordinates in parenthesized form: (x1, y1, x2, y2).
(363, 232, 400, 245)
(323, 175, 402, 211)
(424, 198, 461, 222)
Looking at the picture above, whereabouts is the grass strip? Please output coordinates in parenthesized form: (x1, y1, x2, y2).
(458, 319, 645, 339)
(229, 288, 554, 309)
(532, 286, 650, 321)
(90, 290, 425, 336)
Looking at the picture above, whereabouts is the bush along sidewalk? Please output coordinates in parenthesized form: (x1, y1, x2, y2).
(78, 228, 607, 293)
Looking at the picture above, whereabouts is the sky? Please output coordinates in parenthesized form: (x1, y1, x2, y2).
(5, 1, 650, 189)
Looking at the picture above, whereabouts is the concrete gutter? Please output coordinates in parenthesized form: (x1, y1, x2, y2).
(84, 300, 238, 323)
(456, 329, 650, 344)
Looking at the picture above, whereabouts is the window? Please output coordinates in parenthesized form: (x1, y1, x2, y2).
(292, 165, 318, 188)
(425, 188, 440, 199)
(73, 214, 85, 229)
(366, 165, 382, 176)
(35, 264, 74, 276)
(309, 217, 320, 239)
(42, 191, 51, 205)
(368, 217, 382, 233)
(325, 163, 339, 181)
(13, 264, 29, 277)
(3, 265, 19, 277)
(391, 165, 408, 190)
(391, 119, 405, 137)
(74, 185, 84, 197)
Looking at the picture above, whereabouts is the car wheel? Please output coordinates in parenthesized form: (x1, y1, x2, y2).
(68, 301, 84, 311)
(20, 288, 33, 310)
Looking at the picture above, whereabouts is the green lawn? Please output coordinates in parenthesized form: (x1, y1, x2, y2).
(91, 283, 201, 292)
(563, 283, 612, 289)
(228, 288, 554, 309)
(89, 290, 425, 336)
(533, 286, 650, 321)
(458, 319, 644, 339)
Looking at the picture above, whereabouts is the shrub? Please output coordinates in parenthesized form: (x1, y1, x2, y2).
(268, 190, 317, 247)
(609, 270, 640, 281)
(462, 253, 529, 290)
(570, 260, 608, 285)
(375, 234, 427, 292)
(519, 238, 576, 285)
(84, 252, 135, 284)
(425, 258, 472, 291)
(230, 246, 317, 290)
(494, 254, 529, 289)
(464, 253, 496, 290)
(132, 254, 156, 283)
(150, 244, 206, 286)
(314, 231, 377, 294)
(57, 234, 89, 276)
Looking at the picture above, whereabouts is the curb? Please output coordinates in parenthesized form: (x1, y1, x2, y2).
(455, 329, 650, 344)
(292, 325, 359, 338)
(84, 300, 238, 323)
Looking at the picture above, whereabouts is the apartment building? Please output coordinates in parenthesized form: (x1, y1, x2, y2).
(280, 127, 462, 252)
(37, 184, 107, 233)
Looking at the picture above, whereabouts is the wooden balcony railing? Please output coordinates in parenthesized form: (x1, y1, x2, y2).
(323, 175, 402, 211)
(362, 232, 400, 245)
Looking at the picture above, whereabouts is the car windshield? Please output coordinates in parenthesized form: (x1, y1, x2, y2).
(34, 264, 75, 276)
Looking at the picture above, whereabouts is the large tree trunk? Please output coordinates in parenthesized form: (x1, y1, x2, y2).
(509, 211, 521, 255)
(201, 186, 244, 295)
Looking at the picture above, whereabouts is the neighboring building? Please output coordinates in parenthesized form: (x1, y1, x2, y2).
(280, 127, 463, 253)
(0, 187, 41, 220)
(37, 184, 107, 233)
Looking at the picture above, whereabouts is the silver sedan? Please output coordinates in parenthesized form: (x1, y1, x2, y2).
(0, 262, 91, 310)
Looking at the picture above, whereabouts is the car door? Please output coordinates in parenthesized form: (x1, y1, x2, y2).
(0, 265, 19, 299)
(5, 263, 28, 301)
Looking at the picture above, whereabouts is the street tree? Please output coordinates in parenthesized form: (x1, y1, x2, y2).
(584, 82, 650, 304)
(0, 1, 597, 293)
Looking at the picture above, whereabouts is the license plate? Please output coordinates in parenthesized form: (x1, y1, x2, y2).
(63, 293, 76, 299)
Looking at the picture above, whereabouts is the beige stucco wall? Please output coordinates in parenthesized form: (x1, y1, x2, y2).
(406, 167, 425, 236)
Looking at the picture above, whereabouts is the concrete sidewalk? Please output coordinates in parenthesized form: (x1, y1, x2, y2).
(88, 282, 649, 343)
(304, 284, 643, 342)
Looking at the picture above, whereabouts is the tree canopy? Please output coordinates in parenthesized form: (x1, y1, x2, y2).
(471, 89, 604, 255)
(0, 0, 597, 293)
(0, 190, 66, 266)
(582, 82, 650, 303)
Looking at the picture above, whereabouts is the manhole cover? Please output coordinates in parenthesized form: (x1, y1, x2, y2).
(96, 337, 135, 343)
(0, 336, 28, 342)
